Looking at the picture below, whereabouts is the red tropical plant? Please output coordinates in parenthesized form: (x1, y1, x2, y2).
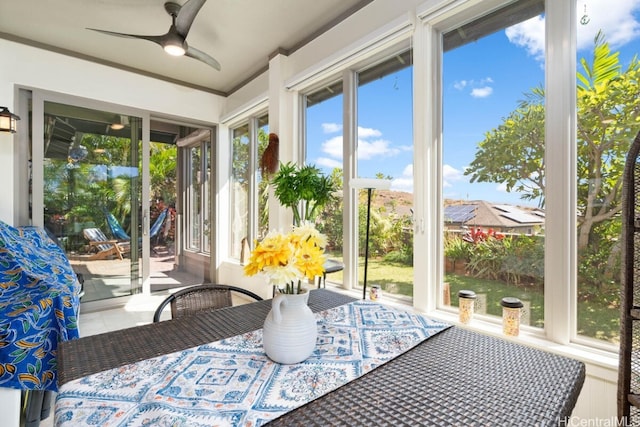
(463, 227, 504, 244)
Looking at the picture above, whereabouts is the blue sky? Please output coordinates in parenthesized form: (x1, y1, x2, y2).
(306, 0, 640, 207)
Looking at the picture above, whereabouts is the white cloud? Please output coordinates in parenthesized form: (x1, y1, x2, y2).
(576, 0, 640, 49)
(322, 122, 342, 133)
(358, 138, 400, 160)
(496, 182, 509, 193)
(506, 0, 640, 59)
(321, 136, 343, 158)
(320, 125, 409, 161)
(392, 177, 414, 193)
(358, 126, 382, 139)
(505, 16, 546, 61)
(471, 86, 493, 98)
(392, 164, 414, 192)
(316, 157, 343, 169)
(454, 80, 468, 90)
(443, 164, 463, 188)
(454, 78, 494, 98)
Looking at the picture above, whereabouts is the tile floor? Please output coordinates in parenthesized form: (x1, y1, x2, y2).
(38, 291, 172, 427)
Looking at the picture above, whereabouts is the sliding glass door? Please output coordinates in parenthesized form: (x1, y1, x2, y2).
(40, 101, 143, 302)
(28, 93, 216, 304)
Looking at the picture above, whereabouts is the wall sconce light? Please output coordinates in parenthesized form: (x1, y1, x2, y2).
(0, 106, 20, 133)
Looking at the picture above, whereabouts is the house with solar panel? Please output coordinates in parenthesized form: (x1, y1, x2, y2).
(444, 200, 545, 236)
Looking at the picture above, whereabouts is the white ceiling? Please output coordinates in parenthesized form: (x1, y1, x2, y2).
(1, 0, 370, 95)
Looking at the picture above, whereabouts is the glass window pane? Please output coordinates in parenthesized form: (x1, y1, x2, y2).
(187, 145, 202, 251)
(149, 139, 178, 279)
(442, 1, 545, 327)
(231, 124, 250, 259)
(356, 52, 413, 300)
(306, 84, 344, 286)
(257, 115, 270, 240)
(576, 8, 640, 343)
(203, 143, 211, 253)
(43, 101, 141, 301)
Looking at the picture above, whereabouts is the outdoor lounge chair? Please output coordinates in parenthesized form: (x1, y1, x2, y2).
(106, 208, 169, 247)
(82, 228, 130, 260)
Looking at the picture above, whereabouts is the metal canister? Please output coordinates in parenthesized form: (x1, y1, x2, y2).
(501, 297, 524, 336)
(369, 285, 381, 301)
(457, 290, 476, 324)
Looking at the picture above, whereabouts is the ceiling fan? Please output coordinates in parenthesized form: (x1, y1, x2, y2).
(87, 0, 221, 71)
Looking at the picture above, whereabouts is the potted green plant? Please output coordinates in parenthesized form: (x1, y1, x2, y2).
(271, 162, 337, 225)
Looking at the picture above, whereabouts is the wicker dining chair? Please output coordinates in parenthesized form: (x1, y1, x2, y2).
(153, 284, 263, 322)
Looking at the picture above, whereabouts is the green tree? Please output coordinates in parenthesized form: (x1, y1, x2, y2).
(316, 168, 344, 252)
(149, 142, 177, 206)
(231, 127, 270, 238)
(575, 33, 640, 250)
(464, 99, 545, 206)
(464, 32, 640, 251)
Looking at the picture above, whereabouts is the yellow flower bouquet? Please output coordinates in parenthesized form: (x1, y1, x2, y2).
(244, 223, 327, 294)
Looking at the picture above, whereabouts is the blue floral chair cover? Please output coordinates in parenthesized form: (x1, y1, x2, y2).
(0, 221, 81, 391)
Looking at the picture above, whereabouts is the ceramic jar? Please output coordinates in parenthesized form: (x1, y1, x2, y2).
(262, 291, 317, 364)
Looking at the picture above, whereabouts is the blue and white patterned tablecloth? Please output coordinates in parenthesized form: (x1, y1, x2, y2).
(55, 300, 450, 426)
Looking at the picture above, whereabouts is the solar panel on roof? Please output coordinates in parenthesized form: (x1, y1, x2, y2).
(501, 212, 542, 223)
(493, 205, 543, 224)
(494, 204, 514, 213)
(444, 205, 476, 223)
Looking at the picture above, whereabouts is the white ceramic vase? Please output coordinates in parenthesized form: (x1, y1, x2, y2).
(262, 290, 317, 364)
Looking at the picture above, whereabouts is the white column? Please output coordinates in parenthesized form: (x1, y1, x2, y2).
(268, 53, 298, 232)
(342, 69, 358, 292)
(544, 0, 576, 344)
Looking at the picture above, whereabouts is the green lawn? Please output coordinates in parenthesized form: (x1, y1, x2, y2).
(325, 255, 620, 343)
(324, 255, 414, 296)
(444, 274, 544, 328)
(447, 274, 619, 342)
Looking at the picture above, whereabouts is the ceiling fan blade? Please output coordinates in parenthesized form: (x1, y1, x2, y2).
(185, 46, 221, 70)
(175, 0, 207, 37)
(88, 28, 165, 47)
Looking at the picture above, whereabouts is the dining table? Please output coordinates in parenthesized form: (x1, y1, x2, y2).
(55, 288, 585, 426)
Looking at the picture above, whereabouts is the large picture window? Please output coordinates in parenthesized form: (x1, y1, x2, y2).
(304, 50, 414, 294)
(356, 52, 413, 299)
(441, 0, 546, 329)
(305, 81, 344, 285)
(575, 3, 640, 344)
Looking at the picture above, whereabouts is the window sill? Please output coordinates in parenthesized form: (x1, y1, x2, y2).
(426, 309, 617, 376)
(325, 285, 618, 379)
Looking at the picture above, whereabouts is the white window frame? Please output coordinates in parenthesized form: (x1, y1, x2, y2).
(290, 0, 615, 358)
(416, 0, 617, 354)
(182, 139, 212, 254)
(227, 112, 268, 260)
